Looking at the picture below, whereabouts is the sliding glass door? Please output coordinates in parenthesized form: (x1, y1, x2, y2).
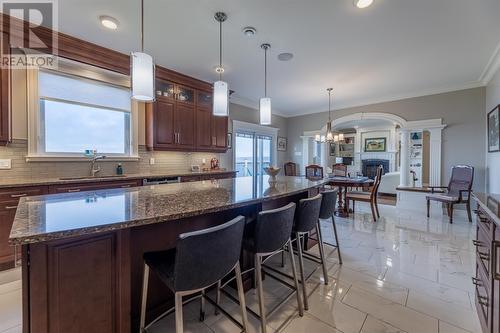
(235, 132, 273, 178)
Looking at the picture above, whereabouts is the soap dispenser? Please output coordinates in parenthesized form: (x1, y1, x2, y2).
(116, 163, 123, 175)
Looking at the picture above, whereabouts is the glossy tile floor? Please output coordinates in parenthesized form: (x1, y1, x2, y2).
(0, 201, 479, 333)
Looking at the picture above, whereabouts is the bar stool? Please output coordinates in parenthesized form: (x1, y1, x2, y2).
(319, 189, 342, 264)
(139, 216, 249, 333)
(292, 194, 327, 311)
(217, 203, 303, 333)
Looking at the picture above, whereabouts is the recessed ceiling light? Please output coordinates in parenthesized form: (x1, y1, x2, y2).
(278, 53, 294, 61)
(100, 15, 119, 30)
(242, 26, 257, 37)
(354, 0, 374, 9)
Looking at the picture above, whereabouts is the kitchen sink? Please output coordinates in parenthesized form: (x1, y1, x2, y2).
(59, 175, 127, 181)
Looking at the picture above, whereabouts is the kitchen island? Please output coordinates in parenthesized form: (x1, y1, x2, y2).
(10, 175, 325, 333)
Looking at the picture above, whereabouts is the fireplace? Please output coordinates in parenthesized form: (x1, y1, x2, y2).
(362, 159, 389, 179)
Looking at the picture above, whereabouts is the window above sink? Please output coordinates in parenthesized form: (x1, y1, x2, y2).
(25, 57, 140, 162)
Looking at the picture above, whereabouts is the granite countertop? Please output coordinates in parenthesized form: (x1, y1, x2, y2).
(9, 176, 326, 245)
(0, 169, 236, 189)
(473, 192, 500, 225)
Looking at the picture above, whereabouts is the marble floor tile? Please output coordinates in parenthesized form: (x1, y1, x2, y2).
(360, 315, 407, 333)
(0, 289, 22, 333)
(282, 313, 342, 333)
(342, 287, 438, 333)
(405, 291, 480, 332)
(0, 325, 21, 333)
(438, 320, 477, 333)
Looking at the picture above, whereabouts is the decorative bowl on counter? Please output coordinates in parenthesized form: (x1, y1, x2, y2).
(264, 167, 281, 184)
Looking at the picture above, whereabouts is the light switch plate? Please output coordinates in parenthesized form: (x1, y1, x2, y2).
(149, 158, 155, 165)
(0, 159, 12, 169)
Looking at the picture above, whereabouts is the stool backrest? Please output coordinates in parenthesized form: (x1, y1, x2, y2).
(284, 162, 298, 176)
(305, 165, 324, 179)
(294, 194, 323, 233)
(332, 164, 348, 177)
(254, 202, 296, 254)
(174, 216, 245, 291)
(319, 190, 338, 220)
(448, 165, 474, 196)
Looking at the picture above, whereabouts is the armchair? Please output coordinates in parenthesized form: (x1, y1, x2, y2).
(426, 165, 474, 223)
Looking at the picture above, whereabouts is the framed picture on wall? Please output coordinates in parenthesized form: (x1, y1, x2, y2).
(488, 105, 500, 152)
(364, 137, 386, 152)
(277, 137, 287, 151)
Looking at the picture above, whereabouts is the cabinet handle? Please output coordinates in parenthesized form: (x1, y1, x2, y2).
(178, 133, 181, 143)
(472, 277, 482, 286)
(472, 240, 482, 247)
(479, 252, 490, 261)
(5, 205, 18, 210)
(10, 193, 27, 198)
(493, 241, 500, 280)
(67, 189, 80, 193)
(478, 295, 489, 307)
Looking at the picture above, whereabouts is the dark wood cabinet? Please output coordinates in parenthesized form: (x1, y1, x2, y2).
(0, 32, 11, 145)
(49, 179, 142, 194)
(147, 79, 228, 153)
(0, 186, 49, 268)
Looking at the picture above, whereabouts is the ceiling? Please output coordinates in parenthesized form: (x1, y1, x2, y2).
(45, 0, 500, 116)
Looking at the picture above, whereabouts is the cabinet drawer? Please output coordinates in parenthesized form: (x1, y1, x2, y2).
(475, 262, 491, 333)
(0, 201, 20, 212)
(477, 208, 494, 238)
(476, 224, 492, 277)
(50, 180, 141, 194)
(0, 186, 46, 203)
(180, 175, 201, 183)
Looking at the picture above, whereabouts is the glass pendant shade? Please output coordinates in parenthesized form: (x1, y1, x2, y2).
(326, 121, 334, 142)
(315, 134, 321, 142)
(131, 52, 155, 102)
(213, 80, 229, 116)
(334, 135, 339, 142)
(259, 97, 272, 125)
(339, 133, 345, 141)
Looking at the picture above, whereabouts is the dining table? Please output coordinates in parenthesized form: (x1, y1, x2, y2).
(326, 176, 374, 217)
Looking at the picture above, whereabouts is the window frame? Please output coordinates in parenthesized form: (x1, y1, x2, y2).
(26, 58, 139, 162)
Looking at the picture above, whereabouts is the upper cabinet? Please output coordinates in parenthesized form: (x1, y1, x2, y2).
(0, 32, 10, 145)
(146, 77, 228, 153)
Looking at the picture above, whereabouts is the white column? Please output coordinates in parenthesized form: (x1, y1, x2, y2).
(399, 129, 410, 186)
(428, 127, 443, 186)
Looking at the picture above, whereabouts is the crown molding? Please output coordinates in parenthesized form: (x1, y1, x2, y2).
(479, 41, 500, 85)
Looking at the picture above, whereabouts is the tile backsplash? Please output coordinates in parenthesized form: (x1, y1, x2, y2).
(0, 140, 222, 181)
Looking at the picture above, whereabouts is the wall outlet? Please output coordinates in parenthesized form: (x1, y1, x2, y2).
(0, 159, 11, 169)
(149, 158, 155, 165)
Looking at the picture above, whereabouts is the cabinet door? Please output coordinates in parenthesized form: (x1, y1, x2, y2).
(212, 116, 228, 150)
(176, 85, 195, 106)
(0, 33, 10, 144)
(154, 99, 176, 148)
(196, 107, 212, 149)
(0, 202, 17, 265)
(175, 104, 195, 148)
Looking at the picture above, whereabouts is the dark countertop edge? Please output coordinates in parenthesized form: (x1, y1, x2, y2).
(9, 180, 326, 245)
(472, 192, 500, 226)
(0, 170, 237, 189)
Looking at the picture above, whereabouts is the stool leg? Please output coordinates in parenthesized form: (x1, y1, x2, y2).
(296, 234, 308, 311)
(214, 280, 221, 315)
(255, 255, 267, 333)
(175, 293, 184, 333)
(139, 264, 149, 332)
(199, 289, 205, 322)
(287, 239, 304, 317)
(331, 216, 343, 264)
(316, 222, 329, 285)
(281, 250, 286, 268)
(235, 262, 249, 332)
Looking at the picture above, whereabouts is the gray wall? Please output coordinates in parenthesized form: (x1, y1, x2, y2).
(220, 103, 288, 170)
(486, 68, 500, 193)
(286, 88, 486, 192)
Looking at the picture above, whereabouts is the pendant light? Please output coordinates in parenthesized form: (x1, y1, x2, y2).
(131, 0, 155, 102)
(213, 12, 229, 117)
(259, 43, 272, 125)
(325, 88, 334, 142)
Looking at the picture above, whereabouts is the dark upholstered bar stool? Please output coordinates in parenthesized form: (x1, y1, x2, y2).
(319, 190, 342, 264)
(218, 203, 303, 333)
(292, 194, 327, 311)
(139, 216, 249, 333)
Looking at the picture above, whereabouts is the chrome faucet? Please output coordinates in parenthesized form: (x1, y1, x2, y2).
(90, 155, 106, 177)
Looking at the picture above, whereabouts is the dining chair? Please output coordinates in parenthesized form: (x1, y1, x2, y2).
(305, 164, 324, 179)
(284, 162, 298, 176)
(346, 165, 383, 221)
(332, 164, 348, 177)
(426, 165, 474, 223)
